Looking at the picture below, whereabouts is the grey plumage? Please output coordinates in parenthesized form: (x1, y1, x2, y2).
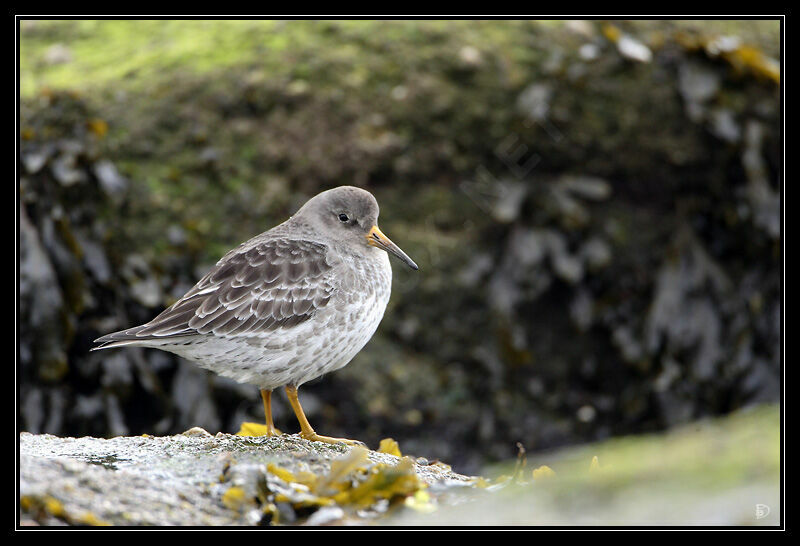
(92, 186, 417, 394)
(94, 239, 334, 344)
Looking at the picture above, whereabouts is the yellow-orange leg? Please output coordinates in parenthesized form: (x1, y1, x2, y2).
(284, 385, 362, 446)
(260, 389, 283, 437)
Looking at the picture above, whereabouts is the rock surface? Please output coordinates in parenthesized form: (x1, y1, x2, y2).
(18, 405, 780, 527)
(19, 431, 477, 526)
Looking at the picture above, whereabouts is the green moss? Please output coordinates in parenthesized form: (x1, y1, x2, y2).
(489, 404, 779, 499)
(20, 20, 533, 98)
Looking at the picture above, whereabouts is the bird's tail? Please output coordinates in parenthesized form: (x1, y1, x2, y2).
(91, 325, 155, 351)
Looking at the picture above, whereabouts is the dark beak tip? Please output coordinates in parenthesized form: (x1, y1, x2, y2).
(368, 226, 419, 271)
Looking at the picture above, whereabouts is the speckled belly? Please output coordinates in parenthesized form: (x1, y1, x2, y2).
(158, 252, 392, 389)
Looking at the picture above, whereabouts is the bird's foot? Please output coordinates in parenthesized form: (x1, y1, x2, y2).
(265, 426, 283, 437)
(299, 431, 364, 446)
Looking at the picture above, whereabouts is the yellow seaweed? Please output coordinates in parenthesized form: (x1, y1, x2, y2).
(378, 438, 402, 457)
(235, 422, 268, 436)
(221, 486, 250, 511)
(336, 457, 422, 508)
(316, 446, 369, 494)
(267, 463, 297, 483)
(532, 465, 556, 481)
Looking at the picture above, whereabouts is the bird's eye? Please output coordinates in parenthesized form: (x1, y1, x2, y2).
(338, 213, 349, 223)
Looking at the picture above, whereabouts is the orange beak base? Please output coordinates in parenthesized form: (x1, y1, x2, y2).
(367, 226, 419, 270)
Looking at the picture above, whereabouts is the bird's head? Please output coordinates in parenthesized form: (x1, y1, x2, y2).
(295, 186, 419, 270)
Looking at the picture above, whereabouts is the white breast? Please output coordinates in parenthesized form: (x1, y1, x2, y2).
(298, 249, 392, 384)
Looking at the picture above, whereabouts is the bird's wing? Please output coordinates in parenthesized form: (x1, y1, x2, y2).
(95, 238, 336, 344)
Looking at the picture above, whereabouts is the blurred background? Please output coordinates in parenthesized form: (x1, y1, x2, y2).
(19, 19, 781, 476)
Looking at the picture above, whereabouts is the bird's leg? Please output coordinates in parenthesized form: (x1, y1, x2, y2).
(284, 385, 363, 446)
(260, 389, 283, 437)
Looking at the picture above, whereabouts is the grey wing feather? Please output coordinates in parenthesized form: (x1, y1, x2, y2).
(93, 238, 336, 347)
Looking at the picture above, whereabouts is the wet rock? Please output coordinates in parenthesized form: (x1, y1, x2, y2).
(644, 230, 731, 378)
(19, 204, 68, 381)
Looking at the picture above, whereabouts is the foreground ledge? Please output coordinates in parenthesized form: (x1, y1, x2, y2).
(19, 430, 478, 526)
(19, 405, 781, 526)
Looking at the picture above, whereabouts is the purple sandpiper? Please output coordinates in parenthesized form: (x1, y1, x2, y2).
(93, 186, 418, 445)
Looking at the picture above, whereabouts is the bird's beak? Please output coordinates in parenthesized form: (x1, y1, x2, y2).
(367, 225, 419, 270)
